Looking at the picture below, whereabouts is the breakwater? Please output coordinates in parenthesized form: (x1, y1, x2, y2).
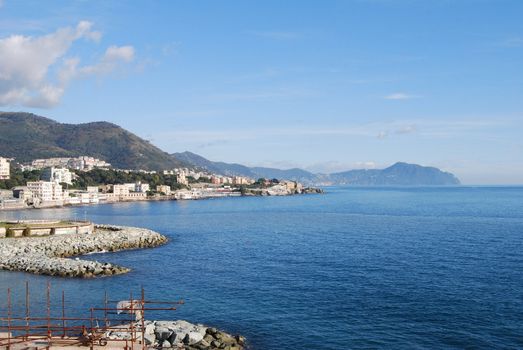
(0, 225, 167, 277)
(106, 320, 245, 350)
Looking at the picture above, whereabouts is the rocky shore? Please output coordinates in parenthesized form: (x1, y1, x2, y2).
(106, 320, 245, 350)
(0, 225, 167, 277)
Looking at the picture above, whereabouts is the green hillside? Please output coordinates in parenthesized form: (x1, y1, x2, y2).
(0, 112, 185, 170)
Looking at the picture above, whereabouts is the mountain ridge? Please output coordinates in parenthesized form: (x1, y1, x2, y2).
(173, 151, 461, 186)
(0, 112, 461, 185)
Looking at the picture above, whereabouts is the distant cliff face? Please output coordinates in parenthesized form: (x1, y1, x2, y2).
(0, 112, 185, 170)
(330, 162, 461, 185)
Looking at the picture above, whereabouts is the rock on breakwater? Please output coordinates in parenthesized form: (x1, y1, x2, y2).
(106, 320, 245, 350)
(0, 225, 167, 278)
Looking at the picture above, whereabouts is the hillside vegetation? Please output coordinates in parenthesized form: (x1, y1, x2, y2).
(0, 112, 185, 170)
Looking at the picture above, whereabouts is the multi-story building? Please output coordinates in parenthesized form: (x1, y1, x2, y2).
(112, 184, 130, 196)
(156, 185, 171, 195)
(41, 167, 73, 185)
(233, 176, 254, 185)
(27, 181, 53, 202)
(26, 181, 63, 202)
(119, 182, 150, 193)
(0, 157, 10, 180)
(176, 173, 189, 186)
(135, 182, 150, 193)
(122, 183, 137, 192)
(30, 157, 70, 169)
(87, 186, 99, 193)
(69, 156, 111, 171)
(29, 156, 111, 171)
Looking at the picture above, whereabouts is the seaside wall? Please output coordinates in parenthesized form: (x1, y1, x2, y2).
(1, 221, 93, 238)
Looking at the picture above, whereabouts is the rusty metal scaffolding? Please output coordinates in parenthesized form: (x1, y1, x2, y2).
(0, 282, 184, 350)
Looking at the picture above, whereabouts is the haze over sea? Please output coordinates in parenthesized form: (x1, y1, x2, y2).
(1, 186, 523, 349)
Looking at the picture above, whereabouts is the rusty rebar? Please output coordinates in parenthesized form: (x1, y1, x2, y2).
(0, 282, 181, 349)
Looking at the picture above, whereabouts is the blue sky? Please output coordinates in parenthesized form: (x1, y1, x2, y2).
(0, 0, 522, 184)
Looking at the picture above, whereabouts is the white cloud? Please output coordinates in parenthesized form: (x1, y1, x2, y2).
(377, 124, 418, 139)
(0, 21, 133, 108)
(77, 45, 135, 76)
(384, 92, 419, 100)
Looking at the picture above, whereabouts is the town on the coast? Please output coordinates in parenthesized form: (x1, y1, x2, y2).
(0, 156, 321, 210)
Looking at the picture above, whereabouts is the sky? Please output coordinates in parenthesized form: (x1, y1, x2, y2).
(0, 0, 522, 184)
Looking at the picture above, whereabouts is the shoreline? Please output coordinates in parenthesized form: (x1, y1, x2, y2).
(0, 224, 168, 277)
(0, 188, 324, 212)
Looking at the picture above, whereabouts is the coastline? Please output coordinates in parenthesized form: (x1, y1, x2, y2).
(0, 187, 324, 212)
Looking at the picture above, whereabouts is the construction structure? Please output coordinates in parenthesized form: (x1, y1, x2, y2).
(0, 283, 184, 350)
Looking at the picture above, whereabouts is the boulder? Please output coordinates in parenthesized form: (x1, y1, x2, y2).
(203, 334, 215, 343)
(145, 322, 155, 335)
(167, 331, 180, 345)
(194, 339, 210, 349)
(155, 327, 172, 341)
(144, 332, 156, 345)
(215, 332, 235, 345)
(206, 327, 218, 336)
(186, 331, 204, 345)
(235, 335, 246, 345)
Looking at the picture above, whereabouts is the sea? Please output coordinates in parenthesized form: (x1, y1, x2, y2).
(1, 186, 522, 349)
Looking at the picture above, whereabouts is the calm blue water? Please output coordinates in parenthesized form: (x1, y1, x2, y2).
(1, 186, 523, 349)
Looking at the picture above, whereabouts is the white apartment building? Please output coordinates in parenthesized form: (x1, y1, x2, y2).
(119, 182, 150, 193)
(30, 156, 111, 171)
(42, 167, 73, 185)
(26, 181, 63, 202)
(123, 183, 137, 192)
(69, 156, 111, 171)
(0, 157, 10, 180)
(112, 184, 130, 196)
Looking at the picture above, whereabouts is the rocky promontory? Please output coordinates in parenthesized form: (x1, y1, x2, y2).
(0, 225, 167, 277)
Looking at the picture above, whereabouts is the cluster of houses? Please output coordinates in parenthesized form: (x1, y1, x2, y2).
(0, 156, 307, 210)
(165, 168, 254, 186)
(20, 156, 111, 172)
